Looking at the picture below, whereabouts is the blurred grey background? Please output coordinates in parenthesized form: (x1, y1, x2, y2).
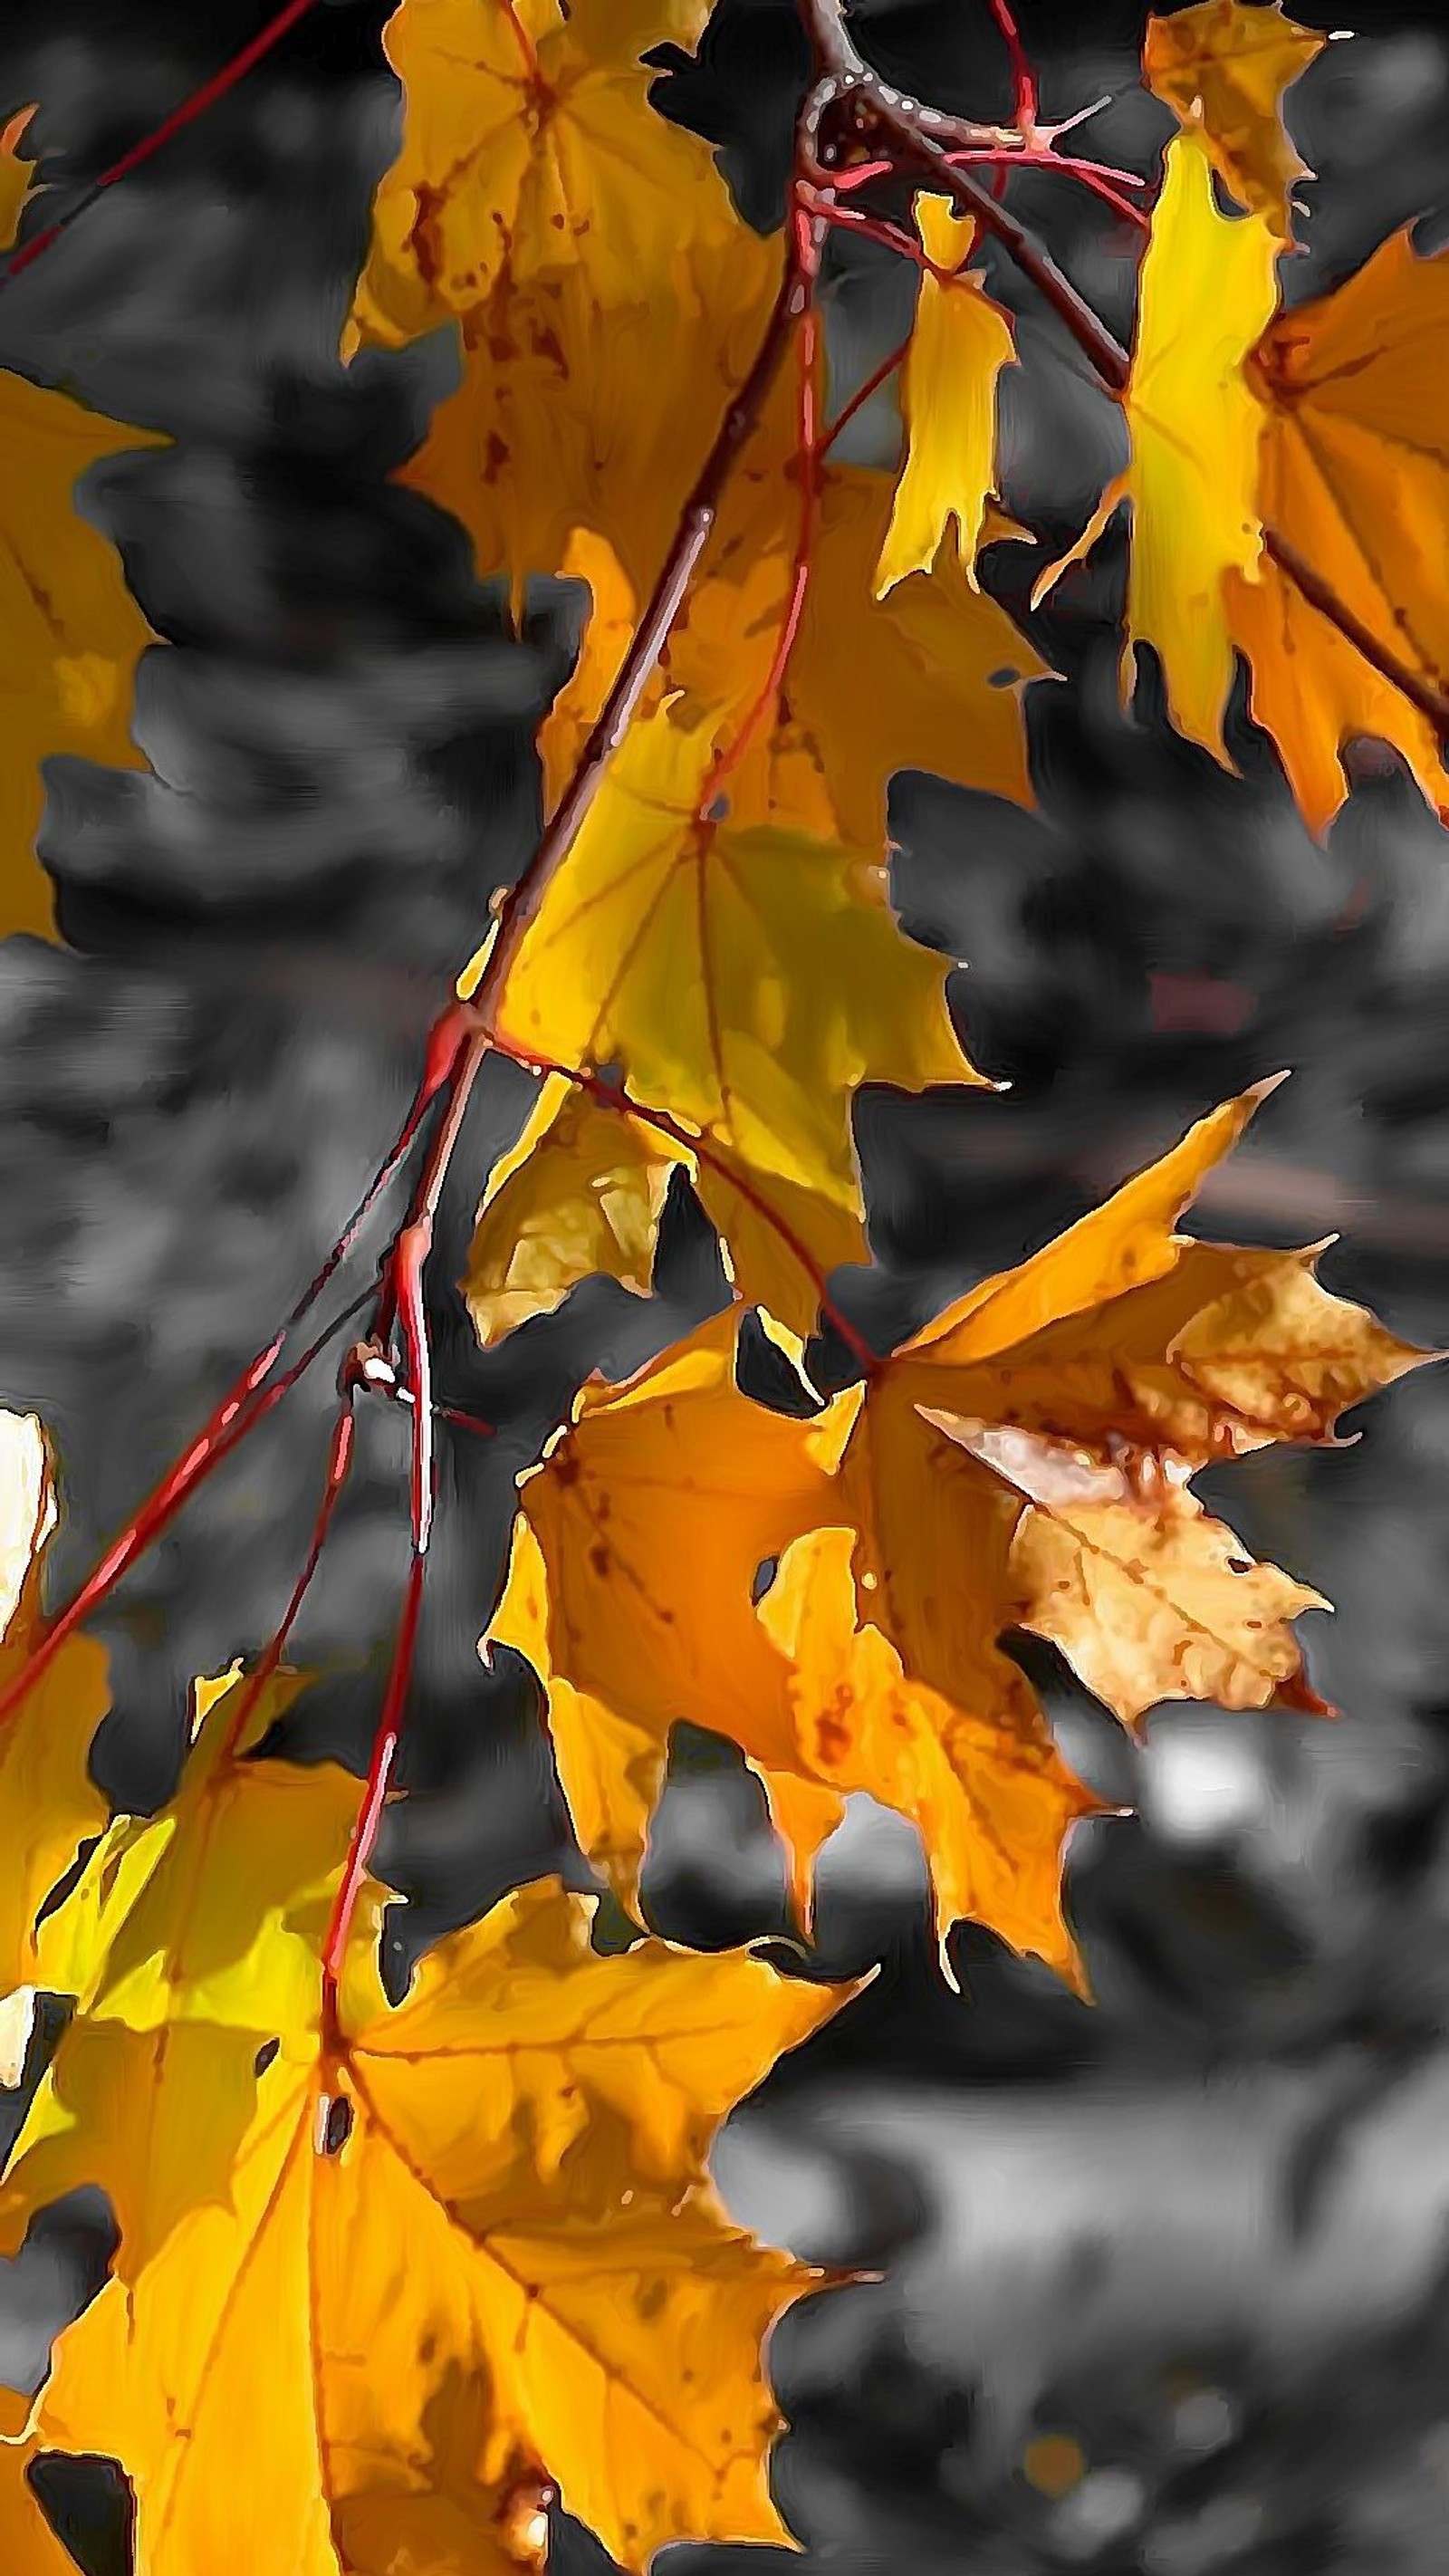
(2, 3, 1449, 2570)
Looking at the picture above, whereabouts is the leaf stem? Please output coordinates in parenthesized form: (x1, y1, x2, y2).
(1, 0, 321, 288)
(820, 331, 912, 457)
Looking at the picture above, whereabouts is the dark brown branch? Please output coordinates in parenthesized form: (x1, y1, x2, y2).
(799, 0, 1130, 389)
(395, 233, 820, 1227)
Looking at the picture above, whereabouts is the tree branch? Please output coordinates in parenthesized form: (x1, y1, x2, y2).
(797, 0, 1449, 753)
(798, 0, 1130, 390)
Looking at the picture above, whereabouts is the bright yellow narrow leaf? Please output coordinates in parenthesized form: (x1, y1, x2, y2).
(1144, 0, 1325, 238)
(761, 1528, 1097, 1982)
(487, 703, 976, 1216)
(1227, 229, 1449, 830)
(876, 197, 1014, 598)
(1124, 126, 1279, 755)
(0, 1419, 110, 2023)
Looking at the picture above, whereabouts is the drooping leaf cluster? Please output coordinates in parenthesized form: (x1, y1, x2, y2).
(0, 5, 1440, 2570)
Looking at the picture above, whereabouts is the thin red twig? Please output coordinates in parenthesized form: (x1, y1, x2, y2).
(812, 197, 942, 270)
(310, 241, 820, 1934)
(216, 1392, 359, 1764)
(320, 1554, 420, 2010)
(320, 1228, 435, 2015)
(820, 331, 912, 457)
(985, 0, 1039, 131)
(0, 1283, 375, 1732)
(0, 1016, 472, 1735)
(1, 0, 321, 288)
(833, 146, 1147, 205)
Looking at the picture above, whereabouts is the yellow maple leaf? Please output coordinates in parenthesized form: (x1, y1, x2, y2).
(480, 702, 977, 1220)
(446, 437, 1042, 860)
(504, 1300, 1092, 1970)
(1128, 130, 1278, 754)
(356, 0, 732, 347)
(1143, 0, 1324, 239)
(1228, 229, 1449, 830)
(3, 1670, 846, 2571)
(876, 197, 1015, 599)
(947, 1418, 1323, 1720)
(848, 1087, 1422, 1725)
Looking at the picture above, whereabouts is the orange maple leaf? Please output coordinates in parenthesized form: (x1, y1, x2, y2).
(498, 1090, 1425, 1976)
